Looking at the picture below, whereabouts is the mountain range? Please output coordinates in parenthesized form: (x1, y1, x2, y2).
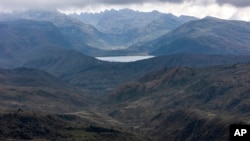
(3, 9, 250, 57)
(1, 18, 250, 94)
(71, 9, 197, 48)
(1, 9, 250, 141)
(0, 9, 196, 55)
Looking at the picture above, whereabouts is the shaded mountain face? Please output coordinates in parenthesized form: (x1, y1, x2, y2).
(0, 19, 70, 55)
(0, 68, 96, 113)
(103, 63, 250, 140)
(0, 10, 110, 55)
(131, 17, 250, 55)
(0, 19, 72, 67)
(71, 9, 197, 48)
(0, 19, 102, 68)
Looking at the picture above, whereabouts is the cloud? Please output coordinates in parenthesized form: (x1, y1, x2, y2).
(0, 0, 250, 21)
(0, 0, 184, 9)
(216, 0, 250, 7)
(0, 0, 186, 13)
(230, 7, 250, 21)
(0, 0, 227, 11)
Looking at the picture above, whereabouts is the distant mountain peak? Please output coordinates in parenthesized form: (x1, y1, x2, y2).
(203, 16, 218, 19)
(202, 16, 227, 22)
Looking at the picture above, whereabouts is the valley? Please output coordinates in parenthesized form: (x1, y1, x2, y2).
(0, 8, 250, 141)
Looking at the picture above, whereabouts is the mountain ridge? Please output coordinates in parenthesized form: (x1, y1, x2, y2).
(130, 17, 250, 55)
(0, 10, 111, 55)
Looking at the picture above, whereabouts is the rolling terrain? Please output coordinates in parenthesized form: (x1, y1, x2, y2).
(23, 53, 250, 94)
(0, 65, 144, 140)
(0, 110, 141, 141)
(102, 63, 250, 140)
(0, 68, 97, 113)
(2, 63, 250, 140)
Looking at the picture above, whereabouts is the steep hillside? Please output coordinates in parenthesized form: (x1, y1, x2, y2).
(0, 68, 96, 113)
(0, 10, 110, 54)
(103, 63, 250, 140)
(131, 17, 250, 55)
(0, 19, 70, 60)
(0, 19, 75, 68)
(71, 9, 197, 47)
(0, 19, 104, 72)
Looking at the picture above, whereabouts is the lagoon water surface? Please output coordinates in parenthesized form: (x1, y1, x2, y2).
(96, 56, 155, 62)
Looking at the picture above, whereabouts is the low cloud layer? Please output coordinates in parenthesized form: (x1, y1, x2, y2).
(216, 0, 250, 7)
(0, 0, 250, 21)
(1, 0, 250, 10)
(0, 0, 184, 9)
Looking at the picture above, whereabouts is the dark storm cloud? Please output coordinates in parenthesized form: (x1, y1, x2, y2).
(102, 0, 185, 4)
(102, 0, 250, 7)
(0, 0, 185, 9)
(94, 0, 250, 6)
(159, 0, 184, 3)
(1, 0, 250, 11)
(216, 0, 250, 7)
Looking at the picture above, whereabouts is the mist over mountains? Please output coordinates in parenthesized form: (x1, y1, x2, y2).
(0, 8, 250, 141)
(71, 9, 197, 48)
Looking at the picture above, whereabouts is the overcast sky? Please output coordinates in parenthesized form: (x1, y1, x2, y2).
(1, 0, 250, 21)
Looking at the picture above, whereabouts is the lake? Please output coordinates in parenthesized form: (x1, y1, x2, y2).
(96, 56, 155, 62)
